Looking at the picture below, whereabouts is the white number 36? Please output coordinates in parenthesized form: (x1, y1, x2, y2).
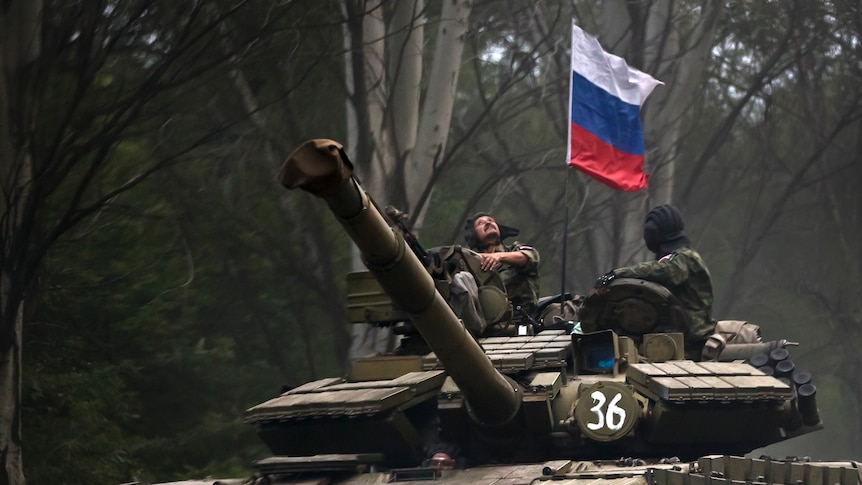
(586, 390, 627, 431)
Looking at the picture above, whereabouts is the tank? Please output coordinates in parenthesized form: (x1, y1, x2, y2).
(134, 139, 861, 485)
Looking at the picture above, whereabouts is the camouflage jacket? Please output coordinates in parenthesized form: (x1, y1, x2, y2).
(612, 246, 714, 350)
(494, 241, 540, 316)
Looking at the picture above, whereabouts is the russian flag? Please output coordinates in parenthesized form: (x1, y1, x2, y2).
(568, 22, 663, 192)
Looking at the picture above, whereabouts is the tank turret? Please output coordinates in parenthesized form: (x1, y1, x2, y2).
(239, 139, 835, 482)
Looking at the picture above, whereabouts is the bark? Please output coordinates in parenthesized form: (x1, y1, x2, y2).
(0, 312, 22, 485)
(343, 0, 393, 360)
(406, 0, 471, 222)
(343, 0, 472, 359)
(358, 0, 393, 201)
(644, 0, 722, 206)
(388, 0, 422, 207)
(0, 0, 41, 482)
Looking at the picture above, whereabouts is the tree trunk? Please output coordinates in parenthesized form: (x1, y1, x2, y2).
(388, 0, 423, 209)
(406, 0, 471, 222)
(642, 0, 722, 207)
(343, 0, 395, 360)
(590, 0, 721, 269)
(0, 306, 24, 485)
(0, 1, 41, 483)
(357, 0, 393, 201)
(343, 0, 471, 359)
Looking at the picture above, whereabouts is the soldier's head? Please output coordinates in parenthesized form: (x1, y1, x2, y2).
(643, 204, 691, 257)
(464, 212, 519, 251)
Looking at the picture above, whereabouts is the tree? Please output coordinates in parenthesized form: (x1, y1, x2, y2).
(684, 0, 862, 457)
(1, 1, 287, 482)
(1, 2, 43, 482)
(340, 0, 473, 357)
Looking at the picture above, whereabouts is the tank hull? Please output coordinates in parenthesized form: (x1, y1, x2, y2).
(143, 455, 862, 485)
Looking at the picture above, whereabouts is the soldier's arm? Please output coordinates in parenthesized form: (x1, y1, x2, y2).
(612, 253, 690, 286)
(479, 251, 526, 271)
(479, 245, 538, 272)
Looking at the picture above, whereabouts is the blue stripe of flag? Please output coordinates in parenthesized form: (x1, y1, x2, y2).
(570, 70, 645, 156)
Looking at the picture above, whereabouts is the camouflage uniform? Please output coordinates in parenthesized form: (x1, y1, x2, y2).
(612, 246, 714, 354)
(493, 241, 540, 318)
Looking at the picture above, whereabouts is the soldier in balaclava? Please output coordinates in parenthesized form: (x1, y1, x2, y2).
(594, 204, 715, 359)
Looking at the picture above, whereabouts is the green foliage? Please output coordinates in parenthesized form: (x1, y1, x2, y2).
(20, 2, 353, 482)
(23, 364, 137, 484)
(24, 151, 352, 480)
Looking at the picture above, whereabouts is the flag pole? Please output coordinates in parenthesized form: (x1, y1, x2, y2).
(560, 169, 569, 305)
(561, 22, 574, 307)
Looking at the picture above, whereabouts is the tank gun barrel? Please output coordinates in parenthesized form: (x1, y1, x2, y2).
(278, 139, 521, 426)
(716, 339, 790, 362)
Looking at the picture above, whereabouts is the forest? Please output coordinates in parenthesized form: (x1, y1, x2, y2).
(1, 1, 861, 484)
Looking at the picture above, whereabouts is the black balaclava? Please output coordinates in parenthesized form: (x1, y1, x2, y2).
(643, 204, 691, 257)
(464, 212, 519, 251)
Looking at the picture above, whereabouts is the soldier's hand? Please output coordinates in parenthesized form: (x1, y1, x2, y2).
(594, 271, 615, 288)
(479, 252, 504, 272)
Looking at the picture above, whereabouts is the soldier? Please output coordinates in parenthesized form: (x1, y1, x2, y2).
(464, 212, 540, 321)
(594, 204, 715, 359)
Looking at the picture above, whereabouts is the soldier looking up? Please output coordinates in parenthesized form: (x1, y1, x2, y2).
(594, 204, 715, 359)
(464, 213, 540, 320)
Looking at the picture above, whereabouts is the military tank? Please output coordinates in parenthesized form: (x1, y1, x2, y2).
(132, 139, 861, 485)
